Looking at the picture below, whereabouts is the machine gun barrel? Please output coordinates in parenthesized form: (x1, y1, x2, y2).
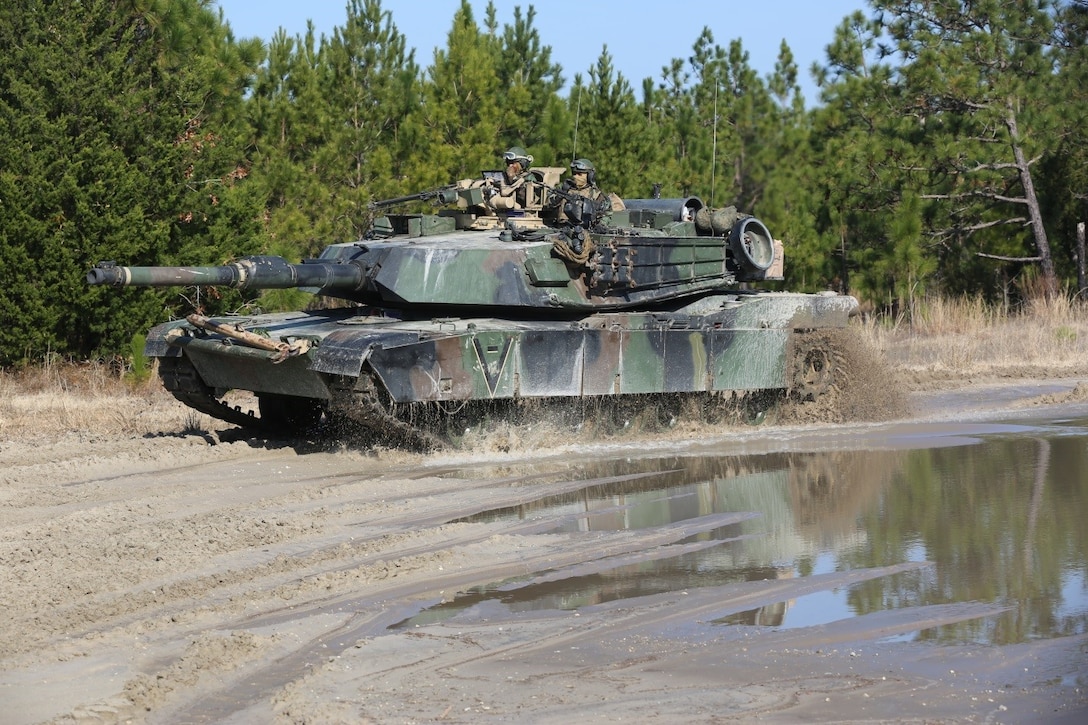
(535, 179, 574, 204)
(87, 255, 366, 293)
(368, 185, 460, 211)
(536, 180, 601, 229)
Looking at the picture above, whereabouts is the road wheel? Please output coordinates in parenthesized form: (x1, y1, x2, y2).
(790, 333, 836, 402)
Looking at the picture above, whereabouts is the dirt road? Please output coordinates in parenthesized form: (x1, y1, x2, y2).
(2, 382, 1087, 724)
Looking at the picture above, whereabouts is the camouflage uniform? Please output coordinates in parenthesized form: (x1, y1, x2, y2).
(489, 146, 535, 211)
(553, 158, 612, 227)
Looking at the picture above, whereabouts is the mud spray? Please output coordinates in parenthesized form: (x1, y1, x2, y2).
(341, 327, 912, 457)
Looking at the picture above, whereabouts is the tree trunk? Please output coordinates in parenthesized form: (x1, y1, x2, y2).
(1005, 102, 1057, 297)
(1078, 222, 1087, 299)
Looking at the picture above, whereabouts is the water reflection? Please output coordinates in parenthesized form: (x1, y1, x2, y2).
(404, 416, 1088, 645)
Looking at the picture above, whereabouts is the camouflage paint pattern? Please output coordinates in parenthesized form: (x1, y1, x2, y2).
(145, 292, 855, 403)
(94, 217, 777, 312)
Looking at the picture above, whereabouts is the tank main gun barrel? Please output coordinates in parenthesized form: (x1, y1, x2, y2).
(87, 255, 366, 294)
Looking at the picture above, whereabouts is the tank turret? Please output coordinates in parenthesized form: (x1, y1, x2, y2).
(90, 197, 779, 312)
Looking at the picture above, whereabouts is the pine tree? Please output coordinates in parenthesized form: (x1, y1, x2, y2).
(807, 11, 887, 298)
(416, 0, 504, 185)
(567, 48, 662, 198)
(246, 26, 330, 257)
(646, 56, 696, 196)
(874, 0, 1066, 298)
(164, 0, 267, 267)
(1035, 0, 1088, 296)
(0, 0, 262, 363)
(807, 9, 936, 305)
(759, 40, 821, 264)
(245, 0, 421, 261)
(316, 0, 421, 242)
(484, 2, 565, 162)
(653, 30, 717, 199)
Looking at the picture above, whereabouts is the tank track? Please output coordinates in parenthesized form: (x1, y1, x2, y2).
(157, 355, 265, 430)
(158, 355, 443, 446)
(328, 376, 446, 451)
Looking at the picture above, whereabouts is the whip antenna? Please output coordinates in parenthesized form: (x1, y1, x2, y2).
(572, 84, 581, 161)
(710, 76, 718, 208)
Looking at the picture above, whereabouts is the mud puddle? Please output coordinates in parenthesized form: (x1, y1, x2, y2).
(399, 412, 1088, 647)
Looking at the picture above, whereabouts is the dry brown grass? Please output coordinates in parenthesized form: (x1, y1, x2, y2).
(0, 357, 214, 440)
(857, 293, 1088, 385)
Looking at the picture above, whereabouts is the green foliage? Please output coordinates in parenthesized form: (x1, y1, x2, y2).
(0, 0, 263, 365)
(1055, 325, 1077, 344)
(257, 288, 316, 314)
(566, 50, 664, 198)
(1036, 2, 1088, 288)
(316, 0, 422, 240)
(859, 0, 1067, 300)
(5, 0, 1088, 364)
(415, 1, 504, 184)
(125, 333, 150, 385)
(1, 1, 171, 364)
(791, 2, 1081, 307)
(244, 0, 422, 255)
(487, 3, 565, 158)
(801, 11, 904, 298)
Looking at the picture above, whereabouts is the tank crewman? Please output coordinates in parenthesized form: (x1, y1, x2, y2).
(551, 158, 613, 227)
(488, 146, 535, 211)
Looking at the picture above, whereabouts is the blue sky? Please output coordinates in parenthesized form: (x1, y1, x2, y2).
(214, 1, 869, 105)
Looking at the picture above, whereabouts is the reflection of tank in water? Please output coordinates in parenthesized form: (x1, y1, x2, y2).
(435, 449, 906, 624)
(467, 448, 900, 544)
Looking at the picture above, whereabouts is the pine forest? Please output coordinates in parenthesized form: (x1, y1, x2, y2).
(1, 0, 1086, 366)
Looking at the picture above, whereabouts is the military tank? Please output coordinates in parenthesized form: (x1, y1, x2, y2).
(88, 165, 857, 448)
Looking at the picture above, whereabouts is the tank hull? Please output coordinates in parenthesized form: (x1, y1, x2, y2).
(145, 291, 857, 442)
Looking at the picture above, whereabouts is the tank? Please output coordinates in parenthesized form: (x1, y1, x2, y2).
(87, 168, 858, 448)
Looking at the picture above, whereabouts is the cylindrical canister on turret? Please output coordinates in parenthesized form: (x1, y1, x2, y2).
(622, 197, 704, 222)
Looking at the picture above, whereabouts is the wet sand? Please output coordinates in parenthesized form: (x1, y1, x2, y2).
(2, 380, 1087, 723)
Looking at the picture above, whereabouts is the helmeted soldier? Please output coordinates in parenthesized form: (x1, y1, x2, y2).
(489, 146, 535, 211)
(551, 158, 612, 228)
(502, 146, 533, 183)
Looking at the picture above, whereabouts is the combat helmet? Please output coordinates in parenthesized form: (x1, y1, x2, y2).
(502, 146, 533, 169)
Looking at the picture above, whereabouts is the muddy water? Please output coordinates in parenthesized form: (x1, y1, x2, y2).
(404, 412, 1088, 645)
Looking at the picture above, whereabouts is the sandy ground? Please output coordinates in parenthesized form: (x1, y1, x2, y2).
(2, 376, 1088, 724)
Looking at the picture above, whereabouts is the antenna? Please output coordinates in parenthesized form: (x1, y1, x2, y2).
(710, 73, 718, 208)
(572, 84, 581, 162)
